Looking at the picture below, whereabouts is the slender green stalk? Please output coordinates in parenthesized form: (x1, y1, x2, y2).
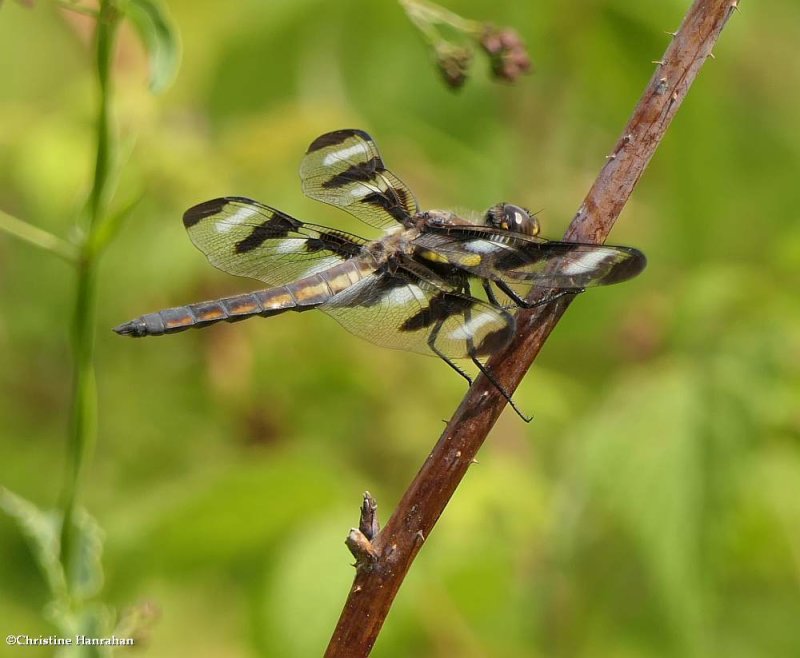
(59, 0, 120, 597)
(87, 1, 118, 233)
(0, 209, 78, 262)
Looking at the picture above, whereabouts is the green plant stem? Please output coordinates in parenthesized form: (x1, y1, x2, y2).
(0, 209, 78, 262)
(59, 0, 119, 598)
(88, 2, 117, 232)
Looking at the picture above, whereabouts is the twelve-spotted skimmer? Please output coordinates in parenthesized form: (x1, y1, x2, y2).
(115, 129, 645, 419)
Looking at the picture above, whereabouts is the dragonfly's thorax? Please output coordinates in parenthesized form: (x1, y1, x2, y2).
(366, 226, 421, 266)
(417, 209, 469, 229)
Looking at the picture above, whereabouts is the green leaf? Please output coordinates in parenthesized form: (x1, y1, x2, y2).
(0, 488, 105, 605)
(90, 193, 142, 255)
(0, 487, 67, 600)
(68, 508, 106, 601)
(0, 208, 78, 262)
(123, 0, 180, 93)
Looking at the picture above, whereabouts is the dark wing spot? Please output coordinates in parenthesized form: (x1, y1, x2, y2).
(235, 226, 272, 254)
(183, 197, 229, 228)
(475, 325, 513, 355)
(321, 157, 384, 189)
(604, 248, 647, 284)
(343, 274, 410, 308)
(362, 192, 411, 224)
(492, 242, 558, 271)
(304, 238, 326, 254)
(394, 186, 411, 211)
(305, 231, 363, 258)
(400, 292, 473, 332)
(234, 211, 302, 254)
(306, 129, 373, 153)
(267, 209, 303, 233)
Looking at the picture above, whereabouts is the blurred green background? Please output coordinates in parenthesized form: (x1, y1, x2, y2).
(1, 1, 799, 656)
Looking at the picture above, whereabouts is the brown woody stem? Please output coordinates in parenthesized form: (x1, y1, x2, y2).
(325, 1, 740, 655)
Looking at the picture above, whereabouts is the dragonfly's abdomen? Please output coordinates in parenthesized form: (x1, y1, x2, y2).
(114, 259, 371, 337)
(113, 289, 294, 337)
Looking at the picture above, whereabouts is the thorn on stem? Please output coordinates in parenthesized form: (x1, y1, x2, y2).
(359, 491, 380, 540)
(651, 60, 665, 66)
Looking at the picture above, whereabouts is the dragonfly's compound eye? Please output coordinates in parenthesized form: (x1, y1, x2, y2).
(486, 203, 540, 236)
(515, 206, 540, 236)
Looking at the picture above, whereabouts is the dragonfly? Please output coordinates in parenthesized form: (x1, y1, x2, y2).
(115, 129, 646, 420)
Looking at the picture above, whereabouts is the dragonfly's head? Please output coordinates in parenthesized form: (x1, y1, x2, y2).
(484, 203, 540, 236)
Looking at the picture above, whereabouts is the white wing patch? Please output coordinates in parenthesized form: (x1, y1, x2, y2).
(561, 249, 612, 275)
(216, 206, 260, 234)
(273, 238, 303, 254)
(448, 312, 498, 341)
(322, 142, 371, 166)
(384, 284, 427, 307)
(465, 239, 507, 254)
(348, 183, 374, 199)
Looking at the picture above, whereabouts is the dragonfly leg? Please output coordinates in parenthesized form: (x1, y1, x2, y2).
(428, 312, 531, 423)
(494, 281, 584, 310)
(428, 320, 474, 385)
(481, 279, 505, 308)
(470, 356, 532, 423)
